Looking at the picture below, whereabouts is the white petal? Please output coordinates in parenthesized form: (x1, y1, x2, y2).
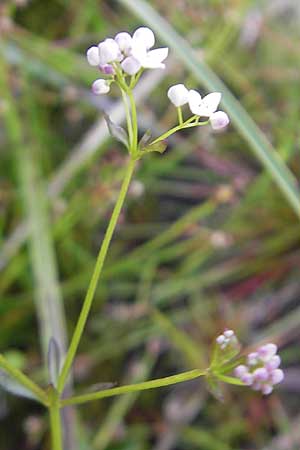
(210, 111, 229, 130)
(86, 46, 100, 66)
(133, 27, 155, 50)
(130, 40, 148, 62)
(121, 57, 141, 75)
(167, 84, 189, 107)
(92, 79, 110, 95)
(141, 48, 168, 68)
(98, 38, 122, 64)
(115, 32, 132, 55)
(201, 92, 222, 115)
(188, 89, 202, 115)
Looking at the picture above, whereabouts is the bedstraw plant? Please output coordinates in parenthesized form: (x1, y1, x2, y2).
(0, 26, 284, 450)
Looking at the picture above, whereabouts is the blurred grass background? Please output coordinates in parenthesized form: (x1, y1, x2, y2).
(0, 0, 300, 449)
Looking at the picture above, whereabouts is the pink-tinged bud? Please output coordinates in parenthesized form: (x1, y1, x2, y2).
(262, 384, 273, 395)
(224, 329, 234, 338)
(91, 79, 110, 95)
(234, 365, 248, 378)
(86, 46, 100, 66)
(252, 381, 262, 391)
(258, 343, 277, 361)
(99, 38, 122, 64)
(210, 111, 230, 130)
(253, 367, 269, 382)
(270, 369, 284, 385)
(216, 334, 225, 345)
(241, 373, 254, 386)
(100, 64, 115, 75)
(115, 32, 132, 55)
(247, 352, 258, 365)
(121, 56, 141, 75)
(266, 355, 281, 371)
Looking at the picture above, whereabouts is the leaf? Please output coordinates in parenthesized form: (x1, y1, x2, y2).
(119, 0, 300, 218)
(215, 374, 245, 386)
(0, 370, 37, 401)
(48, 337, 61, 387)
(139, 129, 152, 149)
(143, 140, 167, 155)
(104, 113, 128, 148)
(206, 373, 224, 402)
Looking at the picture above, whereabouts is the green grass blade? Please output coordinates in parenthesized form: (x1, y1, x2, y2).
(119, 0, 300, 218)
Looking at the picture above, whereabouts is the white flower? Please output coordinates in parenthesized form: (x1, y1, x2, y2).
(188, 90, 221, 117)
(92, 79, 110, 95)
(115, 32, 132, 55)
(98, 38, 122, 65)
(167, 84, 189, 107)
(132, 27, 155, 50)
(86, 46, 100, 66)
(121, 56, 141, 75)
(210, 111, 230, 130)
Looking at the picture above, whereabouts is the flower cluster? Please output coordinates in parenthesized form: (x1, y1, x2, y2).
(234, 343, 284, 395)
(87, 27, 168, 95)
(167, 83, 229, 130)
(216, 329, 237, 350)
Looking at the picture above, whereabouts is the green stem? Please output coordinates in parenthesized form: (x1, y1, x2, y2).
(57, 158, 137, 394)
(128, 90, 138, 154)
(121, 89, 133, 149)
(151, 117, 208, 145)
(177, 106, 183, 125)
(61, 369, 205, 407)
(49, 397, 63, 450)
(0, 354, 48, 406)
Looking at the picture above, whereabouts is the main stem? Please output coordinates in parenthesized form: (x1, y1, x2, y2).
(50, 398, 63, 450)
(57, 158, 136, 394)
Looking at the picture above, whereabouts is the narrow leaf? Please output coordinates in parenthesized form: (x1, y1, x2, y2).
(48, 337, 61, 387)
(104, 113, 128, 148)
(143, 140, 167, 155)
(139, 129, 152, 149)
(216, 374, 245, 386)
(0, 370, 37, 401)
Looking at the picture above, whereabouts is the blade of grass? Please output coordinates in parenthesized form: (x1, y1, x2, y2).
(119, 0, 300, 218)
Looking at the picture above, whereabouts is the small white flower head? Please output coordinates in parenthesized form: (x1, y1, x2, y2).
(132, 27, 155, 50)
(92, 79, 110, 95)
(121, 56, 141, 75)
(167, 84, 189, 107)
(86, 46, 100, 66)
(235, 342, 284, 395)
(115, 31, 132, 55)
(210, 111, 230, 130)
(188, 90, 221, 117)
(98, 38, 122, 65)
(216, 329, 237, 350)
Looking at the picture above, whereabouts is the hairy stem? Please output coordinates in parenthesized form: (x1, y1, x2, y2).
(61, 369, 205, 407)
(57, 158, 137, 394)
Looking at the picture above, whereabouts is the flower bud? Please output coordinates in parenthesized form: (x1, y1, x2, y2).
(115, 32, 132, 55)
(92, 79, 110, 95)
(86, 46, 100, 66)
(234, 365, 248, 378)
(167, 84, 189, 107)
(210, 111, 230, 130)
(99, 38, 122, 64)
(100, 64, 115, 75)
(271, 369, 284, 385)
(133, 27, 155, 50)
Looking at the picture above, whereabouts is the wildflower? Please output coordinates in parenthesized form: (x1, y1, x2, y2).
(114, 32, 133, 55)
(188, 90, 221, 117)
(234, 343, 284, 395)
(167, 84, 189, 107)
(92, 79, 110, 95)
